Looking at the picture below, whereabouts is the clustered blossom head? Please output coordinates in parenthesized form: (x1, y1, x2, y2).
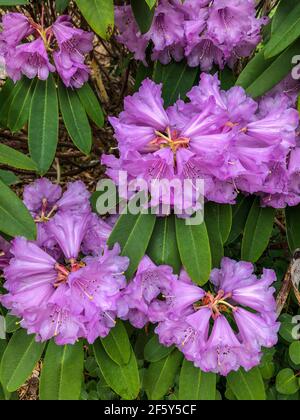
(0, 13, 93, 88)
(115, 0, 268, 70)
(118, 256, 279, 376)
(0, 178, 130, 345)
(102, 74, 299, 210)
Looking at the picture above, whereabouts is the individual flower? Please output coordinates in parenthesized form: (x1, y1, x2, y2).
(1, 213, 128, 345)
(0, 13, 33, 54)
(154, 257, 279, 376)
(23, 178, 91, 220)
(5, 37, 55, 82)
(53, 50, 90, 89)
(52, 16, 93, 64)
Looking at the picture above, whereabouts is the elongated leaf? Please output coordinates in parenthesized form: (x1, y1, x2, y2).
(175, 217, 211, 285)
(75, 0, 114, 40)
(8, 77, 35, 132)
(236, 41, 300, 97)
(0, 180, 36, 239)
(153, 61, 199, 107)
(77, 83, 104, 128)
(265, 2, 300, 58)
(131, 0, 155, 33)
(144, 349, 183, 400)
(226, 195, 255, 245)
(0, 143, 36, 171)
(227, 368, 266, 401)
(0, 79, 17, 128)
(93, 341, 140, 400)
(205, 203, 231, 268)
(285, 205, 300, 253)
(101, 320, 131, 366)
(28, 75, 58, 175)
(0, 330, 45, 393)
(58, 81, 92, 155)
(241, 198, 275, 263)
(39, 340, 84, 400)
(271, 0, 298, 35)
(289, 342, 300, 366)
(144, 335, 175, 363)
(179, 360, 216, 400)
(108, 209, 156, 279)
(147, 215, 181, 274)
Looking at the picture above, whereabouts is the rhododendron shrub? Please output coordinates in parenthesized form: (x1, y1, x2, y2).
(0, 0, 300, 403)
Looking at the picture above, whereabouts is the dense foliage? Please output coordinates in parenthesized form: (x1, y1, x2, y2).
(0, 0, 299, 401)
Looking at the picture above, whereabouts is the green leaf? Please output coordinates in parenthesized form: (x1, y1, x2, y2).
(28, 75, 59, 175)
(135, 62, 154, 91)
(285, 205, 300, 253)
(175, 217, 211, 285)
(205, 203, 232, 268)
(289, 342, 300, 366)
(0, 180, 36, 239)
(0, 143, 37, 171)
(226, 195, 254, 245)
(144, 349, 183, 400)
(5, 314, 20, 334)
(77, 83, 104, 128)
(0, 79, 16, 128)
(271, 0, 298, 35)
(144, 335, 175, 363)
(56, 0, 69, 13)
(101, 320, 131, 366)
(227, 368, 266, 401)
(107, 209, 156, 279)
(153, 61, 199, 107)
(58, 81, 92, 155)
(75, 0, 114, 40)
(179, 359, 216, 400)
(0, 0, 28, 4)
(131, 0, 155, 33)
(236, 41, 300, 97)
(93, 341, 140, 400)
(8, 77, 35, 132)
(0, 170, 20, 186)
(0, 330, 45, 393)
(241, 198, 275, 263)
(279, 314, 296, 343)
(39, 340, 84, 400)
(276, 368, 299, 395)
(147, 215, 181, 274)
(265, 2, 300, 58)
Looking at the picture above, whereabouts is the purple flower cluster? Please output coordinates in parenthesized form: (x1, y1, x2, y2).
(118, 256, 279, 376)
(0, 13, 93, 88)
(0, 179, 130, 345)
(115, 0, 267, 70)
(102, 74, 299, 209)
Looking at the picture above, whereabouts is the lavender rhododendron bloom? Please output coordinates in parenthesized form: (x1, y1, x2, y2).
(1, 224, 128, 345)
(0, 178, 122, 345)
(153, 257, 279, 376)
(102, 75, 299, 210)
(115, 0, 267, 70)
(0, 12, 93, 87)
